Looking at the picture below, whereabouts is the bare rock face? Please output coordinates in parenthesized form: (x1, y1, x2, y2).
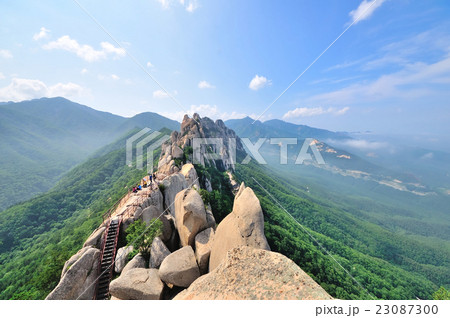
(141, 189, 164, 212)
(149, 237, 171, 269)
(180, 163, 201, 189)
(205, 204, 216, 229)
(174, 188, 208, 247)
(122, 253, 146, 274)
(172, 145, 184, 159)
(195, 227, 215, 274)
(159, 246, 200, 288)
(139, 206, 172, 242)
(115, 246, 134, 274)
(109, 268, 164, 300)
(209, 183, 270, 270)
(174, 246, 333, 300)
(83, 226, 106, 249)
(162, 173, 188, 216)
(46, 247, 100, 300)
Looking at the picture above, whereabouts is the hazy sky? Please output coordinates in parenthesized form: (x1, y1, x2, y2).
(1, 0, 449, 138)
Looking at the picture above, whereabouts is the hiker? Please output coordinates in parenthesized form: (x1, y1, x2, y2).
(137, 184, 142, 191)
(149, 174, 153, 184)
(132, 187, 137, 193)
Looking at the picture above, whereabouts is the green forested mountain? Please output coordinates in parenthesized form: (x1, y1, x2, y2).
(0, 129, 168, 299)
(225, 117, 449, 298)
(0, 97, 179, 211)
(235, 161, 449, 299)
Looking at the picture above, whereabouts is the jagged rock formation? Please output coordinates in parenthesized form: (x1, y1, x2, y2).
(47, 113, 331, 301)
(174, 246, 333, 300)
(158, 113, 246, 176)
(209, 182, 270, 270)
(46, 247, 100, 300)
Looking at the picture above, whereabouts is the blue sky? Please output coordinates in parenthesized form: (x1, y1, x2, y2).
(1, 0, 449, 139)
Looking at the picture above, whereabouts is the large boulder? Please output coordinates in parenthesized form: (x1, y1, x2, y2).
(83, 226, 106, 249)
(195, 228, 214, 274)
(109, 268, 164, 300)
(174, 246, 333, 300)
(139, 206, 172, 242)
(149, 237, 171, 269)
(159, 246, 200, 288)
(46, 247, 100, 300)
(209, 183, 270, 270)
(162, 173, 188, 216)
(122, 253, 146, 274)
(115, 246, 133, 273)
(174, 188, 208, 247)
(180, 163, 200, 189)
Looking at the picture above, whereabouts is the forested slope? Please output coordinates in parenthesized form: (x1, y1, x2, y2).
(234, 161, 448, 299)
(0, 130, 166, 299)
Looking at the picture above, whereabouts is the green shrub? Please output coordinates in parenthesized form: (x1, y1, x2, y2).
(183, 146, 193, 162)
(125, 219, 163, 257)
(198, 189, 210, 206)
(174, 158, 183, 167)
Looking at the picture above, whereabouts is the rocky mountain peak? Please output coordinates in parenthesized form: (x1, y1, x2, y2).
(158, 114, 246, 176)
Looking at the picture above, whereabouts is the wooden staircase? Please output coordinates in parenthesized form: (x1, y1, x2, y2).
(95, 218, 121, 300)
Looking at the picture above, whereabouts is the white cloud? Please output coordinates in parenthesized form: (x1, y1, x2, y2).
(81, 68, 88, 75)
(48, 82, 84, 97)
(349, 0, 386, 24)
(327, 138, 389, 151)
(249, 74, 271, 91)
(421, 152, 434, 160)
(153, 89, 169, 99)
(0, 49, 13, 59)
(0, 72, 5, 80)
(309, 55, 450, 105)
(97, 74, 121, 81)
(198, 80, 215, 89)
(185, 1, 198, 12)
(283, 106, 349, 119)
(147, 61, 154, 68)
(33, 27, 50, 41)
(157, 0, 198, 12)
(157, 0, 171, 9)
(43, 36, 126, 62)
(0, 78, 84, 102)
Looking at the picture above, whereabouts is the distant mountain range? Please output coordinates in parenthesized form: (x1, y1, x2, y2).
(226, 116, 350, 140)
(0, 97, 179, 210)
(226, 116, 439, 196)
